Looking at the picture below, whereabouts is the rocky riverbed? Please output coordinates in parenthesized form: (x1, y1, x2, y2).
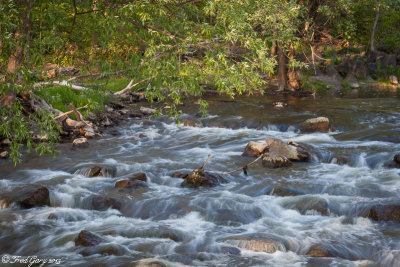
(0, 94, 399, 267)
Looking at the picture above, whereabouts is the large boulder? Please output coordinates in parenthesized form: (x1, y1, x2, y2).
(262, 153, 292, 168)
(181, 169, 226, 188)
(368, 205, 400, 222)
(19, 187, 50, 209)
(264, 138, 311, 162)
(300, 117, 330, 133)
(242, 141, 268, 157)
(75, 230, 103, 247)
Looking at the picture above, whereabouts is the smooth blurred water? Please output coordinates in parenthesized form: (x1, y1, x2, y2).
(0, 94, 399, 267)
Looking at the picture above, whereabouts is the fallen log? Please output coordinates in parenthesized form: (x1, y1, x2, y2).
(114, 77, 153, 96)
(33, 80, 89, 91)
(54, 104, 89, 120)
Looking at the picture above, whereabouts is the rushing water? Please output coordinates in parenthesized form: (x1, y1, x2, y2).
(0, 93, 400, 267)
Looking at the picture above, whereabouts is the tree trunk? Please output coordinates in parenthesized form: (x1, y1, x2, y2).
(277, 45, 288, 91)
(7, 0, 33, 73)
(370, 4, 380, 52)
(271, 27, 277, 57)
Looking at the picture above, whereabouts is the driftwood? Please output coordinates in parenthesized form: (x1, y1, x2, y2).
(34, 80, 89, 91)
(114, 77, 153, 96)
(54, 104, 89, 120)
(221, 153, 265, 175)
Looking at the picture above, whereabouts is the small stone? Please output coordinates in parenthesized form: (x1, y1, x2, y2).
(72, 137, 89, 148)
(140, 106, 156, 115)
(0, 198, 11, 209)
(242, 141, 268, 157)
(265, 186, 304, 197)
(389, 75, 399, 85)
(0, 151, 9, 159)
(130, 110, 144, 118)
(1, 138, 11, 146)
(75, 230, 103, 246)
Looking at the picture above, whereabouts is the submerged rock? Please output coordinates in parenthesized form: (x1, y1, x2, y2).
(242, 141, 268, 157)
(265, 186, 304, 197)
(264, 137, 311, 162)
(300, 117, 330, 133)
(170, 171, 189, 179)
(19, 187, 50, 209)
(223, 236, 287, 253)
(262, 153, 292, 168)
(75, 165, 116, 177)
(306, 246, 333, 257)
(383, 154, 400, 169)
(92, 196, 122, 211)
(283, 197, 329, 216)
(181, 169, 226, 188)
(130, 172, 147, 182)
(75, 230, 103, 247)
(331, 155, 348, 165)
(115, 179, 148, 189)
(368, 205, 400, 222)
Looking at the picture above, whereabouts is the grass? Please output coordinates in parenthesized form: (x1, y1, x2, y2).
(303, 79, 332, 95)
(35, 85, 109, 117)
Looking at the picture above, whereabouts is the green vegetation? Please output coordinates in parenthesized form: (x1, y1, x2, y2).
(1, 0, 400, 163)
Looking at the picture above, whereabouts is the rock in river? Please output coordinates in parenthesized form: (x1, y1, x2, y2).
(262, 152, 292, 168)
(75, 230, 103, 246)
(72, 137, 89, 148)
(300, 117, 330, 133)
(19, 187, 50, 209)
(242, 141, 268, 157)
(75, 165, 116, 177)
(115, 179, 148, 189)
(306, 246, 333, 257)
(222, 236, 287, 253)
(181, 169, 226, 188)
(92, 196, 122, 211)
(265, 137, 311, 162)
(368, 204, 400, 222)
